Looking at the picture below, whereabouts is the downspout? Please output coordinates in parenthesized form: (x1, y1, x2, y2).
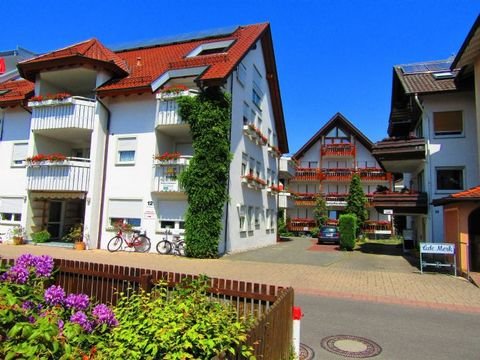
(95, 97, 111, 249)
(222, 77, 234, 254)
(414, 94, 434, 243)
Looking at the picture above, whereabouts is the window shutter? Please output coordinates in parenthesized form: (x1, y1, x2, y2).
(0, 197, 23, 213)
(12, 143, 28, 163)
(158, 200, 187, 220)
(108, 199, 143, 219)
(117, 137, 137, 151)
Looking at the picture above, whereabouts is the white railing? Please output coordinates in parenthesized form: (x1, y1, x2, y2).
(151, 155, 191, 193)
(26, 157, 90, 192)
(279, 192, 294, 209)
(29, 97, 96, 131)
(155, 90, 198, 127)
(279, 157, 296, 178)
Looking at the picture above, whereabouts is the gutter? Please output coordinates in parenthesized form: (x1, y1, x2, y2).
(95, 97, 111, 249)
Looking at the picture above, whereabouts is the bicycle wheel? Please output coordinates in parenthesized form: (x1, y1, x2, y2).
(156, 240, 172, 254)
(177, 241, 186, 256)
(107, 236, 123, 252)
(133, 235, 151, 253)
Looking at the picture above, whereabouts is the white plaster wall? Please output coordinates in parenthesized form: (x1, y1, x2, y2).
(0, 108, 30, 237)
(421, 92, 477, 242)
(226, 39, 279, 253)
(99, 94, 158, 250)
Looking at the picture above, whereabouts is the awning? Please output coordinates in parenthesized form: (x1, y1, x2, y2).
(30, 191, 86, 200)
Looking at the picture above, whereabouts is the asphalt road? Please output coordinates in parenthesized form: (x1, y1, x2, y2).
(296, 293, 480, 360)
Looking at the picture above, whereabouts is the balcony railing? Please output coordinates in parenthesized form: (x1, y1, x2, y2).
(155, 90, 199, 127)
(321, 143, 355, 157)
(287, 218, 316, 232)
(357, 168, 391, 182)
(362, 221, 392, 235)
(321, 168, 391, 182)
(293, 192, 317, 207)
(291, 168, 322, 182)
(278, 192, 295, 209)
(324, 193, 348, 207)
(321, 168, 354, 182)
(26, 157, 90, 192)
(29, 96, 96, 131)
(151, 155, 191, 193)
(279, 157, 296, 178)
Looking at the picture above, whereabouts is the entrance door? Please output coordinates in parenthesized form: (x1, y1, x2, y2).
(468, 207, 480, 271)
(47, 201, 64, 241)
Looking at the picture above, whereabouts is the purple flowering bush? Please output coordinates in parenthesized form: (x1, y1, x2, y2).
(0, 254, 117, 359)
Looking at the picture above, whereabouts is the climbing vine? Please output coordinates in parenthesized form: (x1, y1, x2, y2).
(177, 87, 232, 258)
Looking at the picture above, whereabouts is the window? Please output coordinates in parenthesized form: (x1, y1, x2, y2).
(252, 66, 263, 109)
(433, 111, 463, 136)
(255, 207, 260, 229)
(243, 102, 250, 125)
(238, 205, 246, 232)
(158, 200, 187, 233)
(241, 153, 248, 176)
(249, 157, 255, 176)
(248, 206, 254, 232)
(237, 62, 247, 86)
(436, 168, 464, 191)
(267, 168, 271, 186)
(0, 197, 23, 223)
(268, 128, 272, 144)
(108, 199, 143, 228)
(256, 161, 261, 179)
(11, 142, 28, 167)
(186, 39, 235, 57)
(257, 117, 262, 132)
(265, 209, 271, 232)
(117, 137, 136, 164)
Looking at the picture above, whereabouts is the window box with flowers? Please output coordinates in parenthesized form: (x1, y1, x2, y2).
(9, 225, 25, 245)
(154, 152, 182, 164)
(254, 177, 267, 189)
(28, 93, 73, 107)
(26, 153, 67, 166)
(268, 184, 282, 195)
(156, 85, 199, 100)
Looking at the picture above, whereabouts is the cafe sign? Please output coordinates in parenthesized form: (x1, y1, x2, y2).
(419, 243, 455, 255)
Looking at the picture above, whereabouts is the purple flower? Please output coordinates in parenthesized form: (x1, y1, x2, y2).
(65, 293, 90, 311)
(28, 316, 36, 324)
(16, 254, 38, 268)
(44, 285, 65, 306)
(6, 264, 29, 284)
(22, 301, 34, 310)
(92, 304, 118, 327)
(35, 255, 54, 278)
(58, 319, 64, 330)
(70, 311, 93, 333)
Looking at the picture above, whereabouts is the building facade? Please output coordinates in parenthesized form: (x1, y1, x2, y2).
(285, 113, 392, 237)
(0, 23, 290, 254)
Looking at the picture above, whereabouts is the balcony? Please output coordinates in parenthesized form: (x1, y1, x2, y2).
(151, 155, 191, 193)
(362, 221, 392, 239)
(372, 191, 428, 214)
(293, 193, 317, 207)
(357, 168, 391, 182)
(324, 193, 348, 207)
(278, 192, 295, 209)
(321, 143, 355, 157)
(26, 158, 90, 192)
(279, 157, 296, 179)
(155, 89, 199, 129)
(321, 168, 354, 182)
(288, 218, 316, 232)
(291, 168, 322, 182)
(29, 96, 96, 131)
(372, 137, 426, 173)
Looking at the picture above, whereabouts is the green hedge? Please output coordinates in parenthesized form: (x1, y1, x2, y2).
(339, 214, 357, 251)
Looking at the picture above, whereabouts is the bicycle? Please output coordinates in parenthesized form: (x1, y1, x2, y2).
(107, 227, 151, 253)
(156, 231, 185, 256)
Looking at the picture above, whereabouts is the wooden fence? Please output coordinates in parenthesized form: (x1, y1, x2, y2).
(1, 258, 294, 359)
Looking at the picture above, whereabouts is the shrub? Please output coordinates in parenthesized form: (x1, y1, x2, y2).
(31, 230, 51, 243)
(96, 276, 254, 359)
(339, 214, 357, 251)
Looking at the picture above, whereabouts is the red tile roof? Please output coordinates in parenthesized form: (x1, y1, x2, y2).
(98, 23, 268, 94)
(432, 185, 480, 206)
(0, 79, 34, 107)
(18, 38, 130, 81)
(394, 67, 458, 95)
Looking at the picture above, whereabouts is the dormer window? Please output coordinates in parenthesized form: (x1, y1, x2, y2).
(186, 39, 235, 58)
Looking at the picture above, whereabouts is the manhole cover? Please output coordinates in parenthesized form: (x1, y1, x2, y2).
(299, 343, 315, 360)
(320, 335, 382, 358)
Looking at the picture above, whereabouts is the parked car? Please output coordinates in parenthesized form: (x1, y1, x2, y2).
(318, 226, 340, 244)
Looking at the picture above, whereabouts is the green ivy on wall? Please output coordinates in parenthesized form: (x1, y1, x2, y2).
(177, 87, 232, 258)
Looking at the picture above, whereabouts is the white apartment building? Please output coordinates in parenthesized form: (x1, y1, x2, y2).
(373, 58, 478, 245)
(0, 23, 291, 254)
(285, 113, 392, 238)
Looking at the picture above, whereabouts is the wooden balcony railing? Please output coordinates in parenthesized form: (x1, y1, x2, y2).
(321, 143, 355, 157)
(362, 221, 392, 234)
(293, 192, 317, 207)
(358, 168, 391, 182)
(291, 168, 322, 182)
(321, 168, 354, 181)
(287, 218, 316, 232)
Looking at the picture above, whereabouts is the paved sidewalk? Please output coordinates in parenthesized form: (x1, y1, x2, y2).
(1, 240, 480, 313)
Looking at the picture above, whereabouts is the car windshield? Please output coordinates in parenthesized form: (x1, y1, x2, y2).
(321, 227, 337, 233)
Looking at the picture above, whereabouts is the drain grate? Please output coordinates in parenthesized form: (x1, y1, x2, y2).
(320, 335, 382, 358)
(299, 343, 315, 360)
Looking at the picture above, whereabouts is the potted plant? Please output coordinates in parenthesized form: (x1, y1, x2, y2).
(10, 225, 25, 245)
(63, 223, 85, 250)
(31, 229, 51, 244)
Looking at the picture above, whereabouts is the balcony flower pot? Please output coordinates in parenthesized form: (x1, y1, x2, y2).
(74, 241, 86, 250)
(12, 236, 24, 245)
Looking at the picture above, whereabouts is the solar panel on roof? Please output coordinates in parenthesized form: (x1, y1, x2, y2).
(400, 60, 452, 74)
(111, 25, 239, 51)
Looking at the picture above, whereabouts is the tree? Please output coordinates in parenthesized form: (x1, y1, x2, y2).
(339, 214, 357, 250)
(313, 195, 328, 227)
(345, 173, 368, 232)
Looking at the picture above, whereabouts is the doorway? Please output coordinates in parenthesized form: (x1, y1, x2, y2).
(468, 207, 480, 271)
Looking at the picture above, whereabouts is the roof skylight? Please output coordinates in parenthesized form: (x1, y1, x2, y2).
(186, 39, 235, 58)
(432, 71, 455, 79)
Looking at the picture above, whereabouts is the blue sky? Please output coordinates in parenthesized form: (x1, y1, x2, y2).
(3, 0, 479, 153)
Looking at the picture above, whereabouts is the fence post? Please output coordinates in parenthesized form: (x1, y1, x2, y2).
(139, 273, 152, 293)
(292, 306, 302, 359)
